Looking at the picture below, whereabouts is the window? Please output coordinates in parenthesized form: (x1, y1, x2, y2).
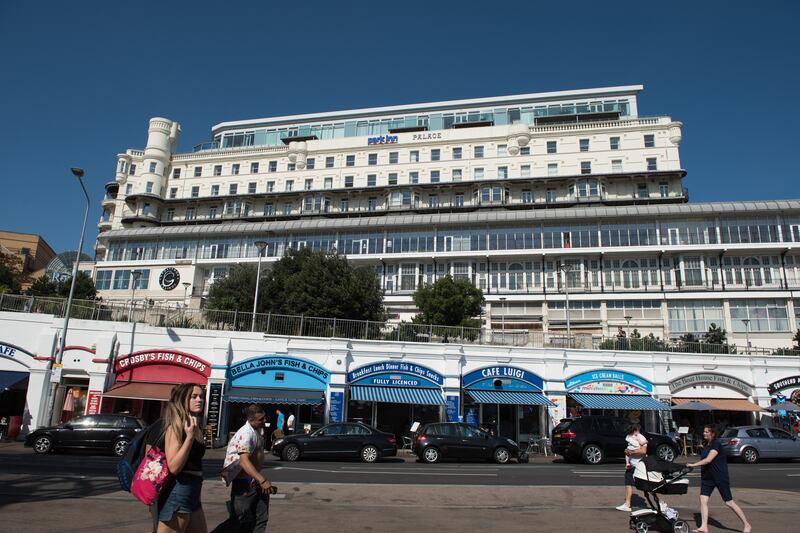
(497, 144, 508, 157)
(427, 194, 439, 208)
(248, 182, 257, 194)
(452, 147, 462, 159)
(149, 162, 157, 173)
(612, 159, 623, 172)
(191, 186, 199, 198)
(660, 182, 669, 197)
(546, 188, 557, 203)
(400, 264, 416, 291)
(324, 177, 333, 189)
(667, 300, 724, 334)
(547, 141, 557, 154)
(548, 163, 558, 176)
(129, 164, 137, 175)
(283, 203, 292, 215)
(232, 163, 240, 175)
(208, 206, 217, 219)
(285, 180, 293, 192)
(367, 174, 376, 187)
(431, 149, 440, 161)
(410, 150, 419, 162)
(304, 178, 313, 191)
(430, 170, 440, 183)
(452, 169, 462, 181)
(644, 134, 655, 148)
(498, 166, 508, 179)
(229, 183, 238, 195)
(94, 270, 112, 290)
(580, 161, 591, 174)
(474, 167, 485, 180)
(112, 270, 130, 290)
(344, 176, 353, 188)
(579, 139, 590, 152)
(367, 197, 378, 211)
(250, 162, 259, 173)
(266, 181, 274, 192)
(647, 157, 658, 171)
(185, 207, 195, 220)
(522, 190, 533, 204)
(214, 165, 222, 176)
(125, 184, 132, 195)
(610, 136, 620, 150)
(306, 158, 315, 169)
(474, 146, 484, 158)
(287, 163, 296, 171)
(264, 203, 274, 216)
(520, 146, 530, 156)
(346, 155, 355, 167)
(165, 208, 174, 221)
(172, 168, 181, 179)
(207, 185, 217, 197)
(368, 153, 378, 166)
(389, 151, 398, 164)
(637, 183, 649, 198)
(269, 161, 277, 172)
(340, 199, 349, 212)
(409, 171, 419, 184)
(388, 173, 398, 185)
(730, 299, 789, 332)
(145, 181, 154, 193)
(325, 156, 335, 168)
(169, 187, 177, 199)
(520, 165, 531, 178)
(454, 193, 464, 207)
(193, 166, 202, 177)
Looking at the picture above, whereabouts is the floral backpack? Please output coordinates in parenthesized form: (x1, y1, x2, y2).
(130, 420, 172, 506)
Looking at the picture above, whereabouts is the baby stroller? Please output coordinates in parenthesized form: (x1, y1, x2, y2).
(629, 456, 692, 533)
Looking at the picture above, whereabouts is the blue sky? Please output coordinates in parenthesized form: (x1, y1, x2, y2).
(1, 1, 797, 255)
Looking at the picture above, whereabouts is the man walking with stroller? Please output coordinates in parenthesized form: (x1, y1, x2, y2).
(687, 425, 751, 533)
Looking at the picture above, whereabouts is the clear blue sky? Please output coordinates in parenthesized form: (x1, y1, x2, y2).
(1, 1, 798, 255)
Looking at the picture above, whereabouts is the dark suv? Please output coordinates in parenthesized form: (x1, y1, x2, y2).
(414, 422, 520, 464)
(551, 416, 677, 465)
(25, 414, 145, 456)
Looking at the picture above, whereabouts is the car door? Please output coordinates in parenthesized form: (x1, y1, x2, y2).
(458, 424, 492, 459)
(95, 415, 120, 449)
(426, 424, 463, 458)
(596, 418, 626, 458)
(745, 428, 773, 458)
(64, 416, 99, 448)
(304, 424, 343, 456)
(337, 424, 369, 456)
(768, 428, 798, 458)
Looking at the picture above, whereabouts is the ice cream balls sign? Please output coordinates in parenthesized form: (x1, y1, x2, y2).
(115, 350, 211, 377)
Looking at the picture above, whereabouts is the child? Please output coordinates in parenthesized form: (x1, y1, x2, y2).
(625, 430, 642, 468)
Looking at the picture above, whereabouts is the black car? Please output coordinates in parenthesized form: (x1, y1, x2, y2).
(24, 414, 145, 456)
(551, 416, 678, 465)
(414, 422, 521, 464)
(271, 422, 397, 463)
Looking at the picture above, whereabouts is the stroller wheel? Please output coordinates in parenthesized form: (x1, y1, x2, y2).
(633, 520, 649, 533)
(672, 521, 689, 533)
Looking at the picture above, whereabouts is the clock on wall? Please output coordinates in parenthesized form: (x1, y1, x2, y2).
(159, 267, 180, 291)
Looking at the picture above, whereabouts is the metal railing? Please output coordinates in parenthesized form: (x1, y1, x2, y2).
(0, 292, 797, 355)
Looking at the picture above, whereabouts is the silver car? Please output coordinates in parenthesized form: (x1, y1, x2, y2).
(720, 426, 800, 463)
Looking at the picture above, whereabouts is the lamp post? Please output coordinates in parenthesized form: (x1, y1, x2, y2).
(559, 263, 573, 347)
(182, 282, 191, 307)
(499, 296, 506, 344)
(251, 241, 268, 332)
(624, 315, 633, 350)
(742, 318, 751, 355)
(48, 167, 90, 425)
(130, 270, 142, 322)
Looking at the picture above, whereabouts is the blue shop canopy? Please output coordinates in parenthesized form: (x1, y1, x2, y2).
(467, 390, 555, 407)
(224, 386, 324, 405)
(570, 393, 669, 411)
(350, 385, 445, 405)
(0, 371, 28, 391)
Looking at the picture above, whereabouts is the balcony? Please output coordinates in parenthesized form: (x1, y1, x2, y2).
(125, 192, 164, 205)
(97, 217, 113, 230)
(105, 180, 119, 191)
(121, 210, 160, 225)
(102, 194, 117, 207)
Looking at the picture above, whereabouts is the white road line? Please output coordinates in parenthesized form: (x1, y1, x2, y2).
(273, 465, 496, 476)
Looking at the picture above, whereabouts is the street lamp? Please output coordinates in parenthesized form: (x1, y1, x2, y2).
(559, 263, 574, 347)
(251, 240, 268, 332)
(47, 167, 90, 425)
(182, 282, 191, 307)
(130, 270, 142, 322)
(742, 318, 751, 355)
(624, 315, 633, 350)
(499, 296, 507, 344)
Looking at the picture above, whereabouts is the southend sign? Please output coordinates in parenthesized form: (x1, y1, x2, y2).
(367, 135, 398, 145)
(768, 375, 800, 395)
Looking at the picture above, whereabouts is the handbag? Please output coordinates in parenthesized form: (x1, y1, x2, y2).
(131, 444, 173, 506)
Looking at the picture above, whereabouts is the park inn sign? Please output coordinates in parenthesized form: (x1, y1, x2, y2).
(668, 373, 752, 396)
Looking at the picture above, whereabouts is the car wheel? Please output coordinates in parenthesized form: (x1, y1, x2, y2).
(422, 446, 440, 464)
(582, 444, 604, 465)
(656, 443, 676, 462)
(493, 446, 510, 464)
(361, 445, 379, 463)
(113, 439, 130, 457)
(742, 447, 759, 464)
(282, 444, 301, 462)
(33, 435, 53, 454)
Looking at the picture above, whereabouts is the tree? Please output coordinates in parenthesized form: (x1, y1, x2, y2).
(0, 250, 23, 294)
(26, 276, 58, 296)
(206, 248, 384, 322)
(412, 275, 484, 328)
(793, 329, 800, 349)
(57, 271, 97, 300)
(704, 323, 727, 345)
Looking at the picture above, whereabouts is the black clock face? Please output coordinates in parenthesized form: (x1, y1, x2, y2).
(159, 268, 180, 291)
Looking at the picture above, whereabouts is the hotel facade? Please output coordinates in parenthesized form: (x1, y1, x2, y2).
(93, 85, 800, 351)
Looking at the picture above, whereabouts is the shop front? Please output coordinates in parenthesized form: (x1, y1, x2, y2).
(103, 349, 211, 424)
(564, 370, 669, 430)
(346, 360, 445, 442)
(0, 341, 34, 439)
(461, 365, 554, 444)
(52, 346, 97, 424)
(223, 355, 330, 439)
(767, 375, 800, 430)
(669, 373, 761, 430)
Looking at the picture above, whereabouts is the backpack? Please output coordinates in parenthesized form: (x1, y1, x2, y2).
(116, 418, 164, 492)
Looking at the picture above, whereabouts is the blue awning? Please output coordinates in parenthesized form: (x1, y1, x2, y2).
(224, 387, 324, 405)
(467, 390, 555, 406)
(350, 385, 445, 405)
(570, 393, 670, 411)
(0, 371, 28, 391)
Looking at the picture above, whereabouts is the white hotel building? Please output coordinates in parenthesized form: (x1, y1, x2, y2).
(94, 85, 800, 350)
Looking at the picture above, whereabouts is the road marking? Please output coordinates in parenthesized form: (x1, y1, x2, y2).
(274, 465, 496, 476)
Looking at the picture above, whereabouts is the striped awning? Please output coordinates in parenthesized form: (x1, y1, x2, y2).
(224, 387, 324, 406)
(570, 393, 670, 411)
(350, 385, 445, 405)
(673, 397, 763, 412)
(467, 390, 555, 407)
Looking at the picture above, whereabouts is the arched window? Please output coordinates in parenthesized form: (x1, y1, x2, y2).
(508, 263, 524, 291)
(622, 259, 640, 289)
(742, 257, 763, 286)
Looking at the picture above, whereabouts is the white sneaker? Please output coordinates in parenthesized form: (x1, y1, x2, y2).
(616, 504, 632, 512)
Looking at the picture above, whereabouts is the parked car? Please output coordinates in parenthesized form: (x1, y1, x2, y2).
(24, 414, 145, 456)
(551, 416, 678, 465)
(720, 425, 800, 463)
(271, 422, 397, 463)
(413, 422, 520, 464)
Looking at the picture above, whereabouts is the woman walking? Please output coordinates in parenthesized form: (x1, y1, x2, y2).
(687, 425, 751, 533)
(149, 383, 208, 533)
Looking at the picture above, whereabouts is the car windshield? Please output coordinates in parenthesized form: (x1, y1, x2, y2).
(721, 429, 739, 438)
(554, 420, 573, 432)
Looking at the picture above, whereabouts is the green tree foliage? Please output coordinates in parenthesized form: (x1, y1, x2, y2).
(26, 276, 58, 296)
(0, 251, 23, 294)
(412, 275, 484, 327)
(703, 323, 727, 345)
(57, 271, 97, 300)
(207, 248, 384, 321)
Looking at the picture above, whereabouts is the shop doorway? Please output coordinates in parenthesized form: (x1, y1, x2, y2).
(347, 400, 441, 442)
